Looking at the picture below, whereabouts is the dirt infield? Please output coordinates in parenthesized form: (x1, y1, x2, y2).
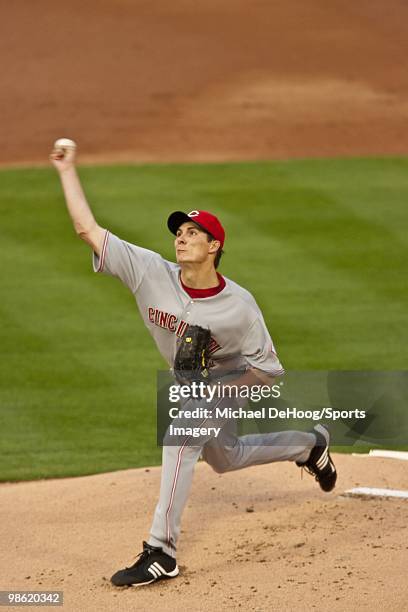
(0, 456, 407, 611)
(2, 0, 408, 165)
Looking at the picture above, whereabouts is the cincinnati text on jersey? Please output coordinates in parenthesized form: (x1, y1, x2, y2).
(148, 307, 221, 353)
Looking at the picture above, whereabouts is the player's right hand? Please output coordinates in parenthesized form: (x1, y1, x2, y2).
(49, 143, 77, 172)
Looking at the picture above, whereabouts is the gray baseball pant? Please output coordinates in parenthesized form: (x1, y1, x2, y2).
(148, 397, 315, 557)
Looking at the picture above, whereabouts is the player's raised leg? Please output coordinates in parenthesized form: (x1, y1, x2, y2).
(202, 423, 337, 492)
(295, 424, 337, 492)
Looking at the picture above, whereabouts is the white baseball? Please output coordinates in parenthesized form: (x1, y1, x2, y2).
(54, 138, 77, 150)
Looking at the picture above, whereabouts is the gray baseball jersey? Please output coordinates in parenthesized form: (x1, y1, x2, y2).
(93, 230, 284, 377)
(93, 229, 314, 557)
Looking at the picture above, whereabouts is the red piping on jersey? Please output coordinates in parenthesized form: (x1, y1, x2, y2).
(97, 231, 110, 272)
(180, 273, 226, 298)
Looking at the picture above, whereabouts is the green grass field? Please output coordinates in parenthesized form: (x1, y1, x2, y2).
(1, 158, 407, 481)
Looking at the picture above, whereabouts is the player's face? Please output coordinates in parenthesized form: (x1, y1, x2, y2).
(175, 222, 216, 265)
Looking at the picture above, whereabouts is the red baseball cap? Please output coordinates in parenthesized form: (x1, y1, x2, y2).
(167, 210, 225, 247)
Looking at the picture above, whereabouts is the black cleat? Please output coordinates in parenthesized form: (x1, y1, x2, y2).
(296, 424, 337, 492)
(111, 541, 179, 587)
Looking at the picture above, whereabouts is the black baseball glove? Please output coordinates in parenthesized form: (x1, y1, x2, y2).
(174, 325, 212, 384)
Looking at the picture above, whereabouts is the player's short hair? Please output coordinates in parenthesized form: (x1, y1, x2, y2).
(205, 231, 224, 269)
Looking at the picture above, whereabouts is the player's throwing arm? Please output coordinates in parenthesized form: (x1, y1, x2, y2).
(50, 138, 105, 255)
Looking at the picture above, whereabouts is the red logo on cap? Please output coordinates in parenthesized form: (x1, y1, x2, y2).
(187, 210, 225, 247)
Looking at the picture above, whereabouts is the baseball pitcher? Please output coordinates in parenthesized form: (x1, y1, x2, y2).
(50, 141, 337, 588)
